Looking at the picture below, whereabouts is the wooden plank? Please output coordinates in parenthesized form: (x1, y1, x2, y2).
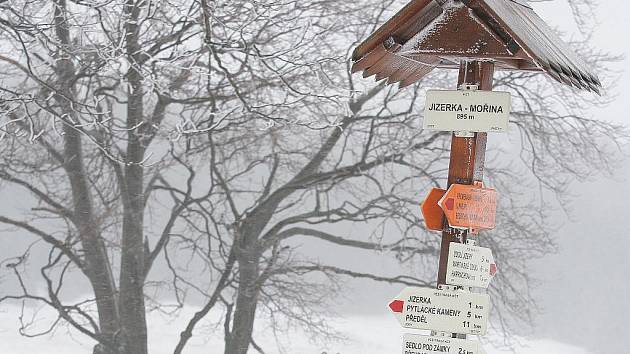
(351, 44, 388, 73)
(398, 66, 434, 88)
(375, 60, 402, 82)
(586, 82, 600, 94)
(352, 0, 434, 61)
(516, 5, 595, 85)
(546, 69, 566, 85)
(363, 54, 392, 78)
(388, 62, 422, 84)
(362, 44, 402, 79)
(556, 70, 575, 87)
(395, 1, 444, 39)
(401, 5, 513, 57)
(352, 0, 599, 91)
(475, 0, 600, 90)
(398, 56, 440, 87)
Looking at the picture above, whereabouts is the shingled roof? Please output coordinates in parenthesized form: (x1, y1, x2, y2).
(351, 0, 601, 93)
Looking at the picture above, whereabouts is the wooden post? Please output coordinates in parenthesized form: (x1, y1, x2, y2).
(437, 60, 495, 287)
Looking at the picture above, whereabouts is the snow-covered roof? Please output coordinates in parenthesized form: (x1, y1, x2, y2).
(351, 0, 601, 93)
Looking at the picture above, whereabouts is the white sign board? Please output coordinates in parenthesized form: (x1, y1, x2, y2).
(403, 334, 483, 354)
(446, 243, 496, 288)
(423, 90, 511, 132)
(389, 287, 490, 335)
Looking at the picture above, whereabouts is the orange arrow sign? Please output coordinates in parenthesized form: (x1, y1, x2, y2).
(439, 184, 497, 230)
(421, 188, 446, 231)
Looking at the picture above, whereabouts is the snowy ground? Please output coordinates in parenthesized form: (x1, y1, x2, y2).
(0, 305, 590, 354)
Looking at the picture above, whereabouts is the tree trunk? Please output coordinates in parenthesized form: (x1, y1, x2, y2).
(118, 62, 149, 354)
(222, 115, 355, 354)
(118, 160, 148, 354)
(225, 245, 260, 354)
(65, 124, 121, 354)
(52, 1, 120, 352)
(116, 1, 149, 353)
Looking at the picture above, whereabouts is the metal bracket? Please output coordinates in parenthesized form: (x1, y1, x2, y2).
(430, 330, 467, 340)
(438, 284, 466, 292)
(458, 84, 479, 91)
(454, 131, 475, 138)
(430, 330, 450, 337)
(454, 84, 478, 137)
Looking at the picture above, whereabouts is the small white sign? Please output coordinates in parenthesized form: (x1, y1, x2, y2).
(402, 333, 483, 354)
(446, 243, 496, 288)
(423, 90, 511, 132)
(389, 287, 490, 335)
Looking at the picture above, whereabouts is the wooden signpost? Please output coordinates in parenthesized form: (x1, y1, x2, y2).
(352, 0, 601, 351)
(437, 61, 495, 289)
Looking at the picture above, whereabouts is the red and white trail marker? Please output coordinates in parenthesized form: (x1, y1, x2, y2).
(439, 184, 497, 230)
(388, 287, 490, 335)
(446, 242, 497, 288)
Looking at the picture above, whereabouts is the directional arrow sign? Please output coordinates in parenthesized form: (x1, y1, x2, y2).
(389, 287, 490, 335)
(402, 333, 483, 354)
(439, 184, 497, 230)
(421, 188, 446, 231)
(423, 90, 511, 133)
(446, 242, 497, 288)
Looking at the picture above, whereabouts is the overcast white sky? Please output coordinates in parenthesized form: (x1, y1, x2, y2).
(1, 1, 629, 354)
(525, 0, 630, 352)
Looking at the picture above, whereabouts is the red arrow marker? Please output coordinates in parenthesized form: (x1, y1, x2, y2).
(389, 300, 404, 313)
(490, 263, 497, 276)
(444, 198, 455, 211)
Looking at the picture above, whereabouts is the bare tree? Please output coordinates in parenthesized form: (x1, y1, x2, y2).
(0, 0, 626, 354)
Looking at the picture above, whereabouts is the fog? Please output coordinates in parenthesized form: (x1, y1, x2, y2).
(1, 0, 629, 353)
(0, 305, 596, 354)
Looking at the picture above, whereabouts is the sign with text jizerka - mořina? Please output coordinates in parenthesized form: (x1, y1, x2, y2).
(423, 90, 511, 132)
